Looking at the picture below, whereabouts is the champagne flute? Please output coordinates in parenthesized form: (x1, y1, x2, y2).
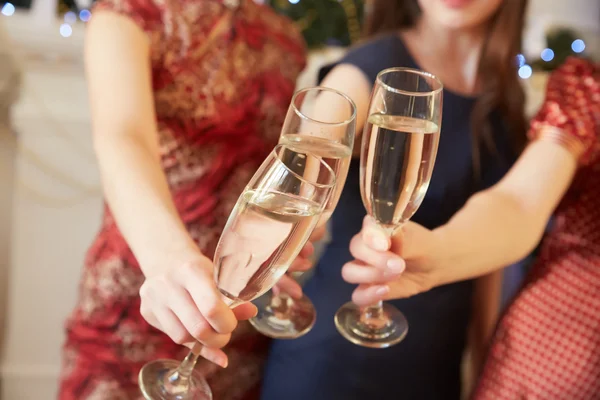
(334, 67, 443, 348)
(250, 86, 356, 339)
(138, 144, 336, 399)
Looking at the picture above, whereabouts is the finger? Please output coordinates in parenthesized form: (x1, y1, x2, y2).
(360, 218, 391, 252)
(342, 260, 402, 285)
(299, 241, 314, 258)
(167, 287, 233, 349)
(352, 284, 390, 307)
(153, 306, 195, 345)
(309, 224, 327, 242)
(273, 274, 303, 299)
(349, 234, 405, 274)
(140, 302, 161, 330)
(232, 303, 258, 321)
(182, 343, 228, 368)
(288, 257, 312, 273)
(179, 262, 237, 334)
(200, 345, 229, 368)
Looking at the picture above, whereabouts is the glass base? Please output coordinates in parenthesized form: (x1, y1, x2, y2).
(249, 293, 316, 339)
(334, 301, 408, 348)
(139, 359, 212, 400)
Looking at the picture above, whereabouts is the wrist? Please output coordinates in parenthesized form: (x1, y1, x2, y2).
(137, 239, 208, 278)
(429, 226, 452, 287)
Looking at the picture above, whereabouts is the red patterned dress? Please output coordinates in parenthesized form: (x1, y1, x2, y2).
(58, 1, 306, 399)
(475, 58, 600, 399)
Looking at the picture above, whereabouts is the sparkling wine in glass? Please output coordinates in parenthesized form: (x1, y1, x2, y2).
(138, 145, 335, 399)
(250, 86, 356, 339)
(334, 67, 443, 348)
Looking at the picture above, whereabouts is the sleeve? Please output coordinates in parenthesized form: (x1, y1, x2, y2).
(92, 0, 164, 39)
(528, 57, 600, 166)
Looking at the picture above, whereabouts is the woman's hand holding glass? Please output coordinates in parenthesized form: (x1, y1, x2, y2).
(341, 216, 443, 306)
(139, 255, 256, 368)
(138, 235, 319, 368)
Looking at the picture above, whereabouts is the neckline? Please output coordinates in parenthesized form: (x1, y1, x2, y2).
(389, 34, 478, 102)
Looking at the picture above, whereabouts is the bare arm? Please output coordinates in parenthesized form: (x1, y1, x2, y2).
(342, 57, 598, 307)
(87, 12, 200, 276)
(319, 64, 372, 154)
(432, 135, 577, 285)
(343, 135, 578, 305)
(86, 12, 257, 365)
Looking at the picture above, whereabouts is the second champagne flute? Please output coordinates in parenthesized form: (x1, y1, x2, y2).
(335, 67, 443, 348)
(250, 86, 356, 339)
(138, 144, 335, 399)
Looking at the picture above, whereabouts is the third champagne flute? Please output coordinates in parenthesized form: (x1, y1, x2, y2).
(334, 67, 443, 348)
(250, 86, 356, 339)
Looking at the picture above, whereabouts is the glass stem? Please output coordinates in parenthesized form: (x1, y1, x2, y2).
(364, 301, 384, 319)
(164, 343, 203, 391)
(360, 300, 388, 329)
(359, 225, 398, 328)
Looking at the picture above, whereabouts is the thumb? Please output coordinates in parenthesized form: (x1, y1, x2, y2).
(391, 221, 429, 260)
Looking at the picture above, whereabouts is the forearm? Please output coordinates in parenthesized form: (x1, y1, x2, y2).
(431, 139, 576, 286)
(94, 134, 199, 277)
(432, 189, 540, 284)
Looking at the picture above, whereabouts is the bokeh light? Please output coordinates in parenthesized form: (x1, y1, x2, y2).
(518, 65, 533, 79)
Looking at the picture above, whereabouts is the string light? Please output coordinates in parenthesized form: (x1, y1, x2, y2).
(59, 23, 73, 38)
(571, 39, 585, 53)
(64, 11, 77, 24)
(288, 0, 300, 4)
(540, 48, 554, 62)
(79, 9, 91, 22)
(516, 54, 526, 68)
(518, 64, 533, 79)
(1, 2, 15, 16)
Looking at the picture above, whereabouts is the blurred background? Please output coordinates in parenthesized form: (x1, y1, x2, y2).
(0, 0, 598, 398)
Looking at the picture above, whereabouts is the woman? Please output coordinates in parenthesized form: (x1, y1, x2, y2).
(59, 0, 309, 398)
(344, 57, 599, 398)
(260, 1, 527, 399)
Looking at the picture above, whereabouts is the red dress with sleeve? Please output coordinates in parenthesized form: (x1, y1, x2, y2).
(57, 1, 306, 399)
(474, 58, 600, 399)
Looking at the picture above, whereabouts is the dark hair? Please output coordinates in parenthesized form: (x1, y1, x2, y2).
(364, 0, 528, 176)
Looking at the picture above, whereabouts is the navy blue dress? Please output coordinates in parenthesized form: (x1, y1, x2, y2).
(260, 34, 516, 400)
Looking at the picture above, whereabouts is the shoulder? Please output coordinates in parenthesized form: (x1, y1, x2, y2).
(344, 33, 404, 61)
(529, 57, 600, 166)
(92, 0, 165, 27)
(318, 33, 413, 85)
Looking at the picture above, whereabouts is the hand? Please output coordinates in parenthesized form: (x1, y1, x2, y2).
(272, 223, 328, 298)
(342, 216, 442, 306)
(139, 256, 258, 368)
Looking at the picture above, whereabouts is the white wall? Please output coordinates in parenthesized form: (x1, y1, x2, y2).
(0, 1, 597, 399)
(0, 12, 101, 399)
(524, 0, 600, 58)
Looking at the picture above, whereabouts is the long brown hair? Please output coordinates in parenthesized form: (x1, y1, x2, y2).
(364, 0, 528, 176)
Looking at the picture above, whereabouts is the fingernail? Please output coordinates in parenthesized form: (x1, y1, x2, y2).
(375, 286, 389, 296)
(387, 258, 404, 273)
